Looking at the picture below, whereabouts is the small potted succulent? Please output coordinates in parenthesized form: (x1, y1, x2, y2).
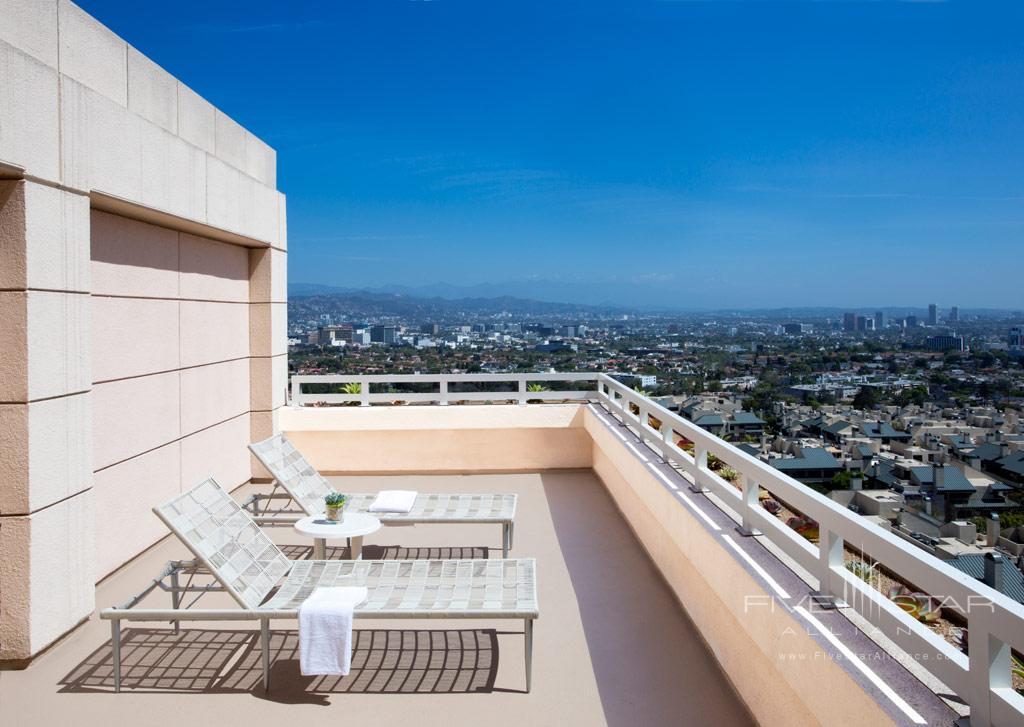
(324, 491, 348, 522)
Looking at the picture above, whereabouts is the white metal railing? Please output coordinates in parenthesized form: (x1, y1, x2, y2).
(290, 372, 599, 407)
(596, 375, 1024, 727)
(288, 370, 1024, 724)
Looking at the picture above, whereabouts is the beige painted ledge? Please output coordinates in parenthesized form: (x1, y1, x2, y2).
(280, 404, 592, 473)
(279, 403, 587, 430)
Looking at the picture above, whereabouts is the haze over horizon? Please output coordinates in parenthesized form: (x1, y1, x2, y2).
(288, 280, 1022, 315)
(82, 0, 1024, 309)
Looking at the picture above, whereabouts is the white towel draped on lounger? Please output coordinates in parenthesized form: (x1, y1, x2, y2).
(299, 586, 368, 676)
(368, 490, 418, 513)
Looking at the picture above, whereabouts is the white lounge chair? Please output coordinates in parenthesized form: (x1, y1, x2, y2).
(248, 434, 518, 556)
(100, 477, 539, 693)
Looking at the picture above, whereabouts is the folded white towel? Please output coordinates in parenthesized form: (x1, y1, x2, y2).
(368, 490, 418, 513)
(299, 586, 368, 677)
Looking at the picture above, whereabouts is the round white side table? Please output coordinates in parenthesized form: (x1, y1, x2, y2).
(293, 513, 381, 560)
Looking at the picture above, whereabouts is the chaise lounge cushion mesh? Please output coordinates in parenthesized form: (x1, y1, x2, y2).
(249, 433, 517, 523)
(249, 434, 333, 515)
(152, 478, 538, 619)
(152, 477, 291, 609)
(261, 558, 538, 617)
(344, 492, 516, 523)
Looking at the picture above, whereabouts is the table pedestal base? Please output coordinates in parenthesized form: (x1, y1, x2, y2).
(313, 536, 363, 560)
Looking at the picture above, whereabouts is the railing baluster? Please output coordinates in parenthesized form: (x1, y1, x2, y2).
(738, 474, 761, 536)
(965, 608, 1009, 727)
(814, 527, 845, 608)
(660, 419, 673, 464)
(691, 445, 709, 493)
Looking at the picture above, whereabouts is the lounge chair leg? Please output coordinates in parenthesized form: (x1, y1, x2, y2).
(502, 523, 510, 558)
(261, 618, 271, 693)
(170, 569, 180, 634)
(111, 619, 122, 693)
(524, 618, 533, 693)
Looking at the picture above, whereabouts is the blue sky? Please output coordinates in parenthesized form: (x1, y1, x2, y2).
(83, 0, 1024, 309)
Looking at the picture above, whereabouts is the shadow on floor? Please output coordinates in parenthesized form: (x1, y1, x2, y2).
(59, 628, 499, 699)
(278, 544, 490, 560)
(540, 471, 756, 727)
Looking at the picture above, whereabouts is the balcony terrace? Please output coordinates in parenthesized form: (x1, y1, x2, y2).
(0, 469, 753, 726)
(6, 374, 1020, 725)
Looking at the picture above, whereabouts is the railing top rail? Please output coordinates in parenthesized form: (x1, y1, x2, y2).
(292, 372, 598, 383)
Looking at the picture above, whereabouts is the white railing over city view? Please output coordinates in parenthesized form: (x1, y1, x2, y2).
(290, 372, 599, 406)
(290, 371, 1024, 725)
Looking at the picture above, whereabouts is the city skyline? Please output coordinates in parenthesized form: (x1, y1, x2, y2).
(78, 0, 1024, 309)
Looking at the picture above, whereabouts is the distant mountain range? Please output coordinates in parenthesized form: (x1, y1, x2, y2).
(288, 282, 1021, 318)
(289, 281, 645, 309)
(287, 286, 628, 319)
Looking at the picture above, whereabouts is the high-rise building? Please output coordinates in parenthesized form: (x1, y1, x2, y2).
(949, 306, 959, 324)
(874, 311, 885, 330)
(421, 323, 440, 335)
(843, 312, 857, 332)
(925, 335, 965, 352)
(319, 324, 353, 345)
(905, 315, 919, 328)
(927, 303, 938, 325)
(1010, 326, 1024, 349)
(370, 325, 397, 344)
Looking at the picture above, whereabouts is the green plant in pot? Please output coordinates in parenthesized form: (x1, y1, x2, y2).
(526, 382, 548, 404)
(324, 491, 348, 522)
(340, 382, 361, 406)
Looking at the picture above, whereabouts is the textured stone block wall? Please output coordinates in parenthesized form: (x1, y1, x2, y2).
(0, 1, 287, 661)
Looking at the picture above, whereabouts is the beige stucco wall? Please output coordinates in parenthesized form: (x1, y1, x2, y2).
(89, 211, 257, 579)
(0, 1, 286, 662)
(280, 405, 593, 474)
(582, 406, 896, 727)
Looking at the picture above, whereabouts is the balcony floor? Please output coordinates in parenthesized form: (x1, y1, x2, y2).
(0, 471, 754, 726)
